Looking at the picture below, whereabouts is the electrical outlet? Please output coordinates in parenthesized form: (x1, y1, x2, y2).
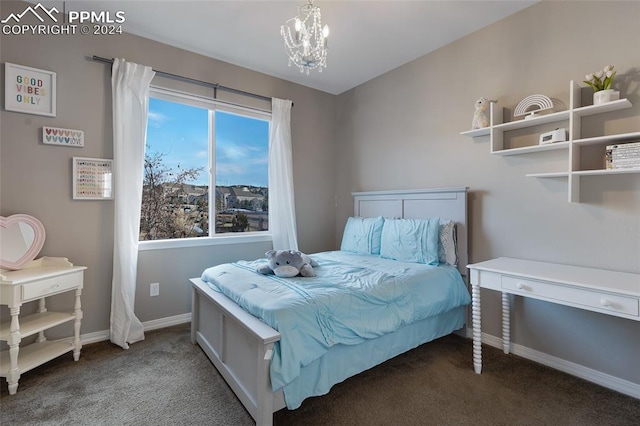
(150, 282, 160, 297)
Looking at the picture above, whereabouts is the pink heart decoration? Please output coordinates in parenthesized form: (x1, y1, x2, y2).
(0, 214, 46, 270)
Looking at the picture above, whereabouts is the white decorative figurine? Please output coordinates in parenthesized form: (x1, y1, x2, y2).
(471, 97, 495, 129)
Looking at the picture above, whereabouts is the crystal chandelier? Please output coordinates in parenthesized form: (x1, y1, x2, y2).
(280, 1, 329, 74)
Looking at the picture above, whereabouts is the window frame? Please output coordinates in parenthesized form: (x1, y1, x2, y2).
(139, 86, 272, 251)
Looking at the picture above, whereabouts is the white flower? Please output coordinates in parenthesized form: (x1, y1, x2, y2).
(583, 65, 616, 92)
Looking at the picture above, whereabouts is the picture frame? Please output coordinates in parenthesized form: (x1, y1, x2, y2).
(4, 62, 56, 117)
(72, 157, 114, 200)
(43, 126, 84, 147)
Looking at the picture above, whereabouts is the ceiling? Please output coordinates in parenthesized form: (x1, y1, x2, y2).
(49, 1, 537, 95)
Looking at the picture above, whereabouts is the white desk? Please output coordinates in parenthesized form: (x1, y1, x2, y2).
(467, 257, 640, 374)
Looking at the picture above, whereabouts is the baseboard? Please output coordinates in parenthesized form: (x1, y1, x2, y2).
(78, 329, 110, 345)
(64, 313, 193, 346)
(143, 313, 192, 332)
(465, 327, 640, 399)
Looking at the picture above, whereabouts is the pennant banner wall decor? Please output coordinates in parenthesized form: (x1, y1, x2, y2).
(42, 126, 84, 147)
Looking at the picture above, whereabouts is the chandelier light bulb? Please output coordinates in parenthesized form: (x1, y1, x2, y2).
(280, 1, 329, 74)
(322, 24, 329, 47)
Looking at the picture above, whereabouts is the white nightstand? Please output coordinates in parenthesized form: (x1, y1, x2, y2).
(0, 257, 86, 394)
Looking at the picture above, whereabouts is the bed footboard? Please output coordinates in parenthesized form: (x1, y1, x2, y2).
(189, 278, 284, 426)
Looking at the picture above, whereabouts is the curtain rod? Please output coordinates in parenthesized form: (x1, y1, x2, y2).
(91, 55, 276, 104)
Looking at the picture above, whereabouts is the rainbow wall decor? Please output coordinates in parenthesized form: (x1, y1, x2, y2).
(42, 126, 84, 147)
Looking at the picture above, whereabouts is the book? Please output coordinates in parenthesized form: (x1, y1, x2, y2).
(611, 156, 640, 163)
(605, 145, 640, 168)
(606, 141, 640, 150)
(606, 164, 640, 170)
(609, 147, 640, 156)
(606, 158, 640, 169)
(605, 148, 640, 167)
(609, 150, 640, 159)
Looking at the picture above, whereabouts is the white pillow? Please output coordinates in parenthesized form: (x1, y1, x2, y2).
(438, 220, 458, 267)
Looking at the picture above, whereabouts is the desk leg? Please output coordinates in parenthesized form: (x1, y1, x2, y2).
(501, 292, 510, 354)
(471, 283, 482, 374)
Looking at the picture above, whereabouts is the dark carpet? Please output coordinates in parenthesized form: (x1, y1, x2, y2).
(1, 323, 638, 425)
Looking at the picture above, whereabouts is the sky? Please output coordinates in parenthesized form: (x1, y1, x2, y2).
(146, 97, 269, 187)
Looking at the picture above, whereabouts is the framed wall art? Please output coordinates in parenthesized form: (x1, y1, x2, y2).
(43, 126, 84, 147)
(72, 157, 113, 200)
(4, 62, 56, 117)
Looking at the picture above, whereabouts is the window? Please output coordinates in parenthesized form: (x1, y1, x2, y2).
(140, 88, 270, 242)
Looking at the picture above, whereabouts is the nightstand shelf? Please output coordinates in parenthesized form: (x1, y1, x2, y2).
(0, 311, 76, 340)
(0, 341, 75, 376)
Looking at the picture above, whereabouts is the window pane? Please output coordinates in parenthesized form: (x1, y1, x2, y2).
(141, 97, 209, 240)
(140, 93, 270, 242)
(215, 111, 269, 233)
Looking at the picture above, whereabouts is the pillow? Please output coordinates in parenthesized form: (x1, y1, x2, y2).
(340, 216, 385, 255)
(438, 220, 459, 267)
(379, 217, 440, 265)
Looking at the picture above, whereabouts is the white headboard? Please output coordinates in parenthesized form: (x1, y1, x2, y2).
(352, 187, 468, 276)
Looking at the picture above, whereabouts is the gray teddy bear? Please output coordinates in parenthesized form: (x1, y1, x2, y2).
(256, 250, 318, 278)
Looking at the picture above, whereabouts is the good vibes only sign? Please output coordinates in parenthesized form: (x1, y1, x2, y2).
(4, 62, 56, 117)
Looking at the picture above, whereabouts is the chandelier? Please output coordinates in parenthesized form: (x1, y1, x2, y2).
(280, 1, 329, 74)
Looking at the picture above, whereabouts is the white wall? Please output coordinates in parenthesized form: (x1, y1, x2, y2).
(334, 1, 640, 385)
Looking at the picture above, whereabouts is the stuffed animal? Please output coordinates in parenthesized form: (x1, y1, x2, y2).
(256, 250, 318, 278)
(471, 97, 495, 129)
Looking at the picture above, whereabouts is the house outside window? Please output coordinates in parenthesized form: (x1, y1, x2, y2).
(140, 88, 270, 243)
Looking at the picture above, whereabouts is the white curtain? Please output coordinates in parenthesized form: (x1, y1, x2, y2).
(269, 98, 299, 250)
(110, 58, 155, 349)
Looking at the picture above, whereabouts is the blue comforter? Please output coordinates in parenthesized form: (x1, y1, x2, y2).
(201, 251, 470, 392)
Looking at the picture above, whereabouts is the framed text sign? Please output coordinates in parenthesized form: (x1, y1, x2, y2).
(43, 126, 84, 147)
(4, 63, 56, 117)
(72, 157, 113, 200)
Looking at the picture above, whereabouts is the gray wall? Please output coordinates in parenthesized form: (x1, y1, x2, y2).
(1, 0, 638, 388)
(335, 1, 640, 385)
(0, 1, 336, 336)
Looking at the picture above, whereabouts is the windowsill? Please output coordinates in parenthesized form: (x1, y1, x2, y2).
(138, 233, 272, 251)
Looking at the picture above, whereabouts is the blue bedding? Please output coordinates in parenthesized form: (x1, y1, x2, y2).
(201, 251, 470, 398)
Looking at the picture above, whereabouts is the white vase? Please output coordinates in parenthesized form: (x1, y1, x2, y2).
(593, 89, 620, 105)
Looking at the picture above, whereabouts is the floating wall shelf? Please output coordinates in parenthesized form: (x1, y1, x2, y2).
(461, 81, 639, 203)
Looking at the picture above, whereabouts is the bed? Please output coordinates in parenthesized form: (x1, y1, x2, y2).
(189, 187, 469, 425)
